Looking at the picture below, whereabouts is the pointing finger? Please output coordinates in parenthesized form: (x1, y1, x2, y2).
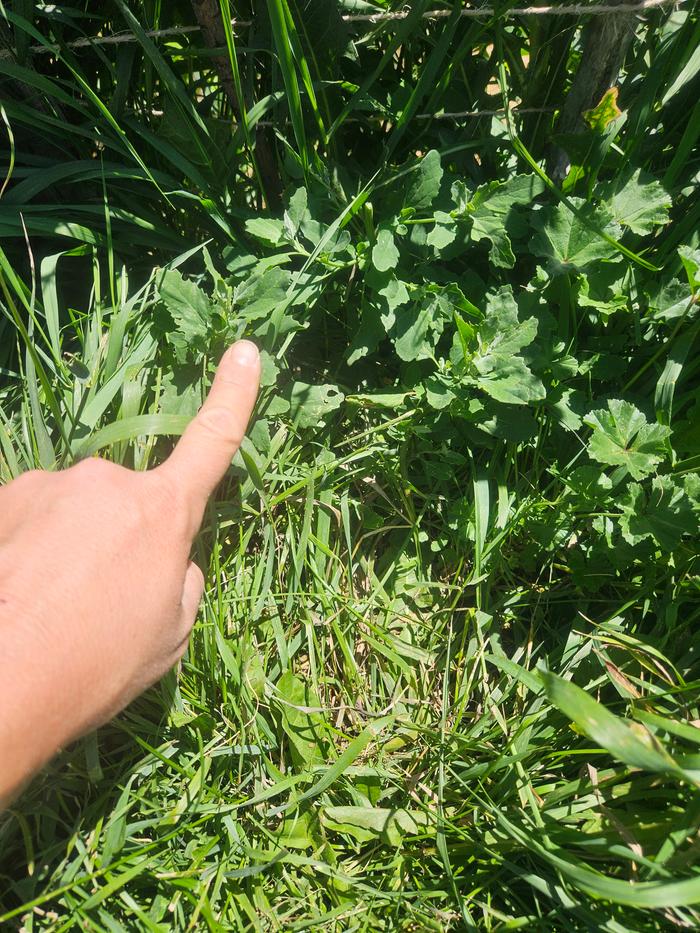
(160, 340, 260, 525)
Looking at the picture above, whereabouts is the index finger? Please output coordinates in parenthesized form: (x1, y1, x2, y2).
(159, 340, 261, 523)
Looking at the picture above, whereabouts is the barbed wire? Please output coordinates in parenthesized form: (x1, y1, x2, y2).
(1, 0, 680, 57)
(143, 103, 556, 124)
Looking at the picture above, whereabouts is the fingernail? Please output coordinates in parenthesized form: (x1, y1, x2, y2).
(229, 340, 259, 366)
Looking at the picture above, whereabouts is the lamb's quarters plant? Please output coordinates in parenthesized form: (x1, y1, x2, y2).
(2, 1, 700, 928)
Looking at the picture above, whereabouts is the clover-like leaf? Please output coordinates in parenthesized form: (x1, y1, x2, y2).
(584, 399, 670, 479)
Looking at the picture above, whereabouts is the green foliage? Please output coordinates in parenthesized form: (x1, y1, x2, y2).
(584, 399, 671, 479)
(1, 1, 700, 930)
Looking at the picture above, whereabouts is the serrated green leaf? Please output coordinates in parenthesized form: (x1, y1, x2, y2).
(599, 169, 672, 235)
(464, 175, 545, 269)
(533, 199, 621, 273)
(469, 287, 544, 405)
(234, 266, 291, 322)
(158, 268, 210, 345)
(474, 356, 545, 406)
(619, 475, 695, 551)
(584, 399, 670, 479)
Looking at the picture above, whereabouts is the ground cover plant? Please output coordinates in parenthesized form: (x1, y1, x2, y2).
(1, 0, 700, 928)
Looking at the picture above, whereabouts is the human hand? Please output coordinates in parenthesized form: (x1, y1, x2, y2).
(0, 340, 260, 803)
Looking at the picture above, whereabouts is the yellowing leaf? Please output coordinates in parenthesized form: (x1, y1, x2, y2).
(583, 87, 622, 133)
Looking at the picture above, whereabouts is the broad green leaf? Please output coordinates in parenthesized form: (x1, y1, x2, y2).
(277, 807, 322, 850)
(599, 169, 672, 235)
(245, 216, 286, 247)
(470, 173, 545, 214)
(619, 475, 695, 551)
(679, 245, 700, 291)
(393, 292, 449, 362)
(464, 175, 545, 269)
(577, 262, 628, 318)
(584, 399, 670, 479)
(377, 274, 410, 322)
(647, 277, 692, 321)
(478, 287, 534, 355)
(474, 356, 545, 406)
(347, 299, 384, 366)
(321, 806, 435, 847)
(158, 268, 210, 343)
(685, 473, 700, 511)
(275, 671, 327, 768)
(394, 299, 434, 362)
(404, 149, 442, 210)
(564, 465, 613, 502)
(288, 382, 345, 429)
(469, 287, 544, 405)
(426, 211, 456, 251)
(371, 228, 400, 272)
(470, 212, 515, 268)
(469, 399, 538, 442)
(424, 375, 455, 410)
(542, 671, 698, 785)
(284, 187, 308, 240)
(533, 199, 620, 273)
(234, 266, 291, 322)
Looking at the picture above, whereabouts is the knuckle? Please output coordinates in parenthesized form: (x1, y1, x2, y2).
(71, 456, 118, 481)
(2, 469, 45, 493)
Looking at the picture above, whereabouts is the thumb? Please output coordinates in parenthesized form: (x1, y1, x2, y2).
(179, 561, 206, 633)
(159, 340, 260, 529)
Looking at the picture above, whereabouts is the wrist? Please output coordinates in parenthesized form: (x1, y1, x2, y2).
(0, 594, 72, 804)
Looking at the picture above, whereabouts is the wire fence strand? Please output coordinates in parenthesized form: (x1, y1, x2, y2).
(3, 0, 681, 57)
